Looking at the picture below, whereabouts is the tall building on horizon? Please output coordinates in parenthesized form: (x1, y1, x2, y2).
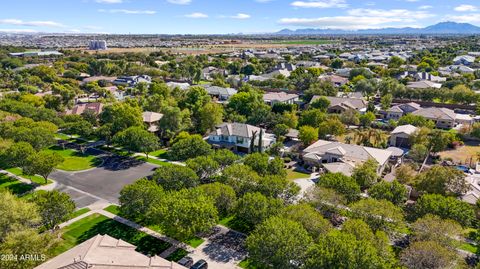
(89, 40, 107, 50)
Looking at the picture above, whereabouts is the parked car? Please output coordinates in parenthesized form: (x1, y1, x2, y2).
(178, 256, 194, 267)
(190, 259, 208, 269)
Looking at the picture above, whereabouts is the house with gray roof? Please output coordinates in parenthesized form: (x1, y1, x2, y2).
(303, 140, 392, 176)
(412, 107, 457, 129)
(263, 92, 299, 106)
(311, 96, 367, 114)
(389, 124, 418, 148)
(203, 86, 237, 102)
(208, 122, 276, 153)
(380, 102, 421, 120)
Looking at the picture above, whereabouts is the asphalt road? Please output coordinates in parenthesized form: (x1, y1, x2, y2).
(50, 155, 157, 204)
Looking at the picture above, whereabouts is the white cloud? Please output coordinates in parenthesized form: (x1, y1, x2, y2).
(167, 0, 191, 5)
(0, 19, 64, 27)
(454, 5, 477, 12)
(405, 0, 420, 2)
(98, 9, 156, 14)
(418, 5, 432, 10)
(255, 0, 273, 2)
(231, 13, 251, 19)
(291, 0, 348, 9)
(279, 8, 435, 30)
(95, 0, 123, 3)
(185, 12, 208, 18)
(444, 13, 480, 23)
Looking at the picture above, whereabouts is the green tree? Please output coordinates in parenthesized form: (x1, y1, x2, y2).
(4, 142, 35, 169)
(0, 191, 41, 239)
(380, 94, 393, 110)
(409, 143, 429, 163)
(299, 125, 318, 146)
(220, 164, 260, 196)
(247, 216, 313, 268)
(350, 198, 405, 234)
(414, 194, 475, 227)
(100, 102, 143, 134)
(280, 204, 332, 236)
(411, 214, 462, 248)
(368, 180, 408, 206)
(153, 165, 199, 191)
(119, 179, 164, 222)
(31, 190, 75, 230)
(24, 151, 64, 184)
(169, 133, 212, 161)
(318, 118, 346, 139)
(400, 241, 458, 269)
(310, 96, 331, 112)
(298, 109, 326, 128)
(234, 192, 284, 230)
(352, 159, 379, 189)
(318, 173, 361, 203)
(186, 155, 220, 182)
(211, 149, 240, 169)
(197, 183, 236, 217)
(198, 102, 223, 134)
(305, 230, 388, 269)
(414, 165, 468, 196)
(113, 126, 159, 159)
(359, 112, 376, 127)
(148, 188, 218, 240)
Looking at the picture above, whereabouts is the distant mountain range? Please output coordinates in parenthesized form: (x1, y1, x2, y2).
(274, 22, 480, 35)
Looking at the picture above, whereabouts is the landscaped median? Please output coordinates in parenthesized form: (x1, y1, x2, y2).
(46, 146, 101, 171)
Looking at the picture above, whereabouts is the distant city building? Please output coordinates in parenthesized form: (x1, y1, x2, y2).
(9, 50, 63, 57)
(89, 40, 108, 50)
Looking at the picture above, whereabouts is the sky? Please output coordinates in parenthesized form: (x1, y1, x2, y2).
(1, 0, 480, 34)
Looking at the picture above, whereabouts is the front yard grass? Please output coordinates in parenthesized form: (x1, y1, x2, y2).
(135, 156, 173, 166)
(5, 167, 52, 185)
(68, 208, 91, 220)
(150, 149, 170, 159)
(52, 213, 172, 257)
(103, 204, 120, 215)
(166, 248, 189, 262)
(286, 169, 310, 181)
(0, 173, 34, 195)
(46, 146, 101, 171)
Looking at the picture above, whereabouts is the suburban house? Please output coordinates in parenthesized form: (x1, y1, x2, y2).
(113, 75, 152, 87)
(440, 65, 476, 75)
(397, 71, 446, 83)
(142, 111, 164, 132)
(407, 80, 442, 89)
(166, 82, 190, 90)
(208, 122, 276, 153)
(381, 102, 421, 120)
(412, 107, 457, 129)
(263, 92, 299, 106)
(34, 234, 186, 269)
(302, 140, 392, 176)
(454, 55, 476, 66)
(389, 124, 418, 148)
(201, 67, 228, 80)
(311, 96, 367, 114)
(66, 102, 103, 115)
(104, 86, 126, 100)
(318, 74, 349, 87)
(204, 86, 237, 102)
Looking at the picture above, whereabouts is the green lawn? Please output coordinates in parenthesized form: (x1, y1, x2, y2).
(458, 242, 477, 254)
(239, 258, 266, 269)
(185, 236, 205, 248)
(150, 149, 170, 159)
(0, 173, 34, 195)
(103, 205, 121, 215)
(68, 208, 91, 220)
(53, 213, 172, 257)
(286, 169, 311, 181)
(166, 248, 189, 262)
(136, 156, 173, 166)
(218, 216, 251, 234)
(5, 167, 52, 185)
(46, 146, 101, 171)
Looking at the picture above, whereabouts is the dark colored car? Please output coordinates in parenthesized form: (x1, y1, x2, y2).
(190, 259, 208, 269)
(177, 256, 194, 267)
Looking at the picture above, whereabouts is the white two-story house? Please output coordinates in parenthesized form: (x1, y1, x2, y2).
(208, 123, 276, 153)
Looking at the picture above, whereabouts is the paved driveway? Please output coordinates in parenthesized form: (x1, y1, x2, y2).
(51, 155, 157, 205)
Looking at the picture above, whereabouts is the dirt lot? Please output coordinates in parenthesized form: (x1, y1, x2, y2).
(438, 141, 480, 165)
